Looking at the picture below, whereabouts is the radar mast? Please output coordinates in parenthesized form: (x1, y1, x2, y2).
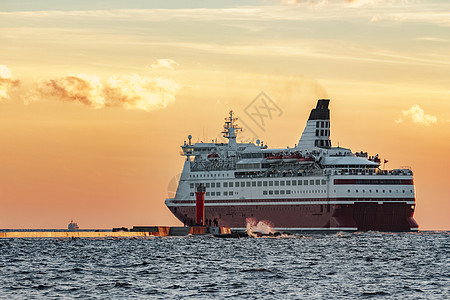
(222, 110, 241, 148)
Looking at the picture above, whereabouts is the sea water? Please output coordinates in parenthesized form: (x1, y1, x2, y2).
(0, 231, 448, 299)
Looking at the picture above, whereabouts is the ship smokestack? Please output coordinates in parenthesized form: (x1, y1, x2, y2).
(195, 184, 206, 226)
(297, 99, 331, 149)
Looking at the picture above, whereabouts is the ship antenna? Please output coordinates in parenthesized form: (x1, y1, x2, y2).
(221, 110, 241, 147)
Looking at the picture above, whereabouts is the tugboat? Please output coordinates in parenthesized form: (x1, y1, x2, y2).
(165, 99, 419, 232)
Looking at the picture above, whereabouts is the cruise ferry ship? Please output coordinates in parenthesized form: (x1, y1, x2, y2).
(165, 99, 419, 232)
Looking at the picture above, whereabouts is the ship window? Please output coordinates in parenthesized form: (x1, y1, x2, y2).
(229, 182, 233, 187)
(223, 182, 228, 188)
(316, 130, 319, 137)
(217, 183, 220, 188)
(206, 183, 210, 188)
(310, 180, 314, 185)
(362, 190, 365, 193)
(275, 190, 279, 195)
(241, 182, 245, 187)
(292, 180, 296, 186)
(235, 182, 239, 187)
(321, 121, 325, 128)
(229, 191, 233, 195)
(298, 180, 302, 185)
(280, 190, 285, 195)
(224, 191, 228, 196)
(348, 189, 350, 193)
(206, 192, 210, 196)
(369, 189, 371, 193)
(246, 182, 251, 187)
(257, 181, 262, 187)
(403, 190, 405, 193)
(304, 180, 308, 185)
(315, 180, 320, 185)
(389, 190, 392, 193)
(320, 129, 324, 136)
(356, 190, 358, 193)
(263, 191, 268, 195)
(316, 121, 320, 128)
(286, 181, 290, 186)
(211, 183, 215, 188)
(269, 190, 273, 195)
(190, 183, 194, 188)
(211, 192, 215, 196)
(216, 192, 220, 196)
(251, 181, 256, 187)
(190, 192, 194, 196)
(280, 181, 285, 186)
(286, 190, 291, 194)
(321, 180, 326, 185)
(275, 181, 279, 186)
(263, 181, 268, 187)
(269, 181, 273, 186)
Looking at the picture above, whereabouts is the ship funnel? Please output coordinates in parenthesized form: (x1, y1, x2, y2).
(297, 99, 331, 150)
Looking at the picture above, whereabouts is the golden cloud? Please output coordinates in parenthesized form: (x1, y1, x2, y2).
(396, 104, 437, 126)
(0, 65, 20, 101)
(27, 73, 179, 111)
(150, 58, 179, 70)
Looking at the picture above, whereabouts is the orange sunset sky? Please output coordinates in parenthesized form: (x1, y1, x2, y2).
(0, 0, 449, 230)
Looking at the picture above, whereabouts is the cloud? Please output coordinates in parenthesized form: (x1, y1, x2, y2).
(396, 104, 437, 126)
(0, 65, 20, 101)
(279, 0, 404, 7)
(26, 73, 179, 111)
(150, 59, 178, 70)
(1, 3, 449, 28)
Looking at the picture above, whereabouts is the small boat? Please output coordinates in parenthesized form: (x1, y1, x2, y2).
(298, 156, 315, 165)
(266, 154, 283, 164)
(207, 153, 219, 160)
(282, 153, 301, 163)
(68, 220, 79, 231)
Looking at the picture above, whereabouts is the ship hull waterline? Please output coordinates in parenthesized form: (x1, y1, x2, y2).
(167, 199, 418, 233)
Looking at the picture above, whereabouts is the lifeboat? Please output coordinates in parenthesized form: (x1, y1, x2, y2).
(298, 156, 315, 165)
(266, 154, 283, 164)
(207, 153, 219, 160)
(282, 153, 301, 163)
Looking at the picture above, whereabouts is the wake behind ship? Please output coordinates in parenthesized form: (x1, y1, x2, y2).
(165, 99, 418, 232)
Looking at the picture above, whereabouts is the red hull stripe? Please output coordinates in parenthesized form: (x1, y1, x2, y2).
(334, 179, 413, 185)
(167, 198, 415, 206)
(169, 197, 415, 205)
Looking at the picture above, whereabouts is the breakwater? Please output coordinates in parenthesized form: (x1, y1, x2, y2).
(0, 226, 231, 238)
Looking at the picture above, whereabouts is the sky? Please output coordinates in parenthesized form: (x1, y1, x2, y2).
(0, 0, 449, 230)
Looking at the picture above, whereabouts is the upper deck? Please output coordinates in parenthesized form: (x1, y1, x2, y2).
(178, 100, 413, 180)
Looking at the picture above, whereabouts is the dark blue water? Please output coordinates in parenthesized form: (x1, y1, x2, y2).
(0, 231, 448, 299)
